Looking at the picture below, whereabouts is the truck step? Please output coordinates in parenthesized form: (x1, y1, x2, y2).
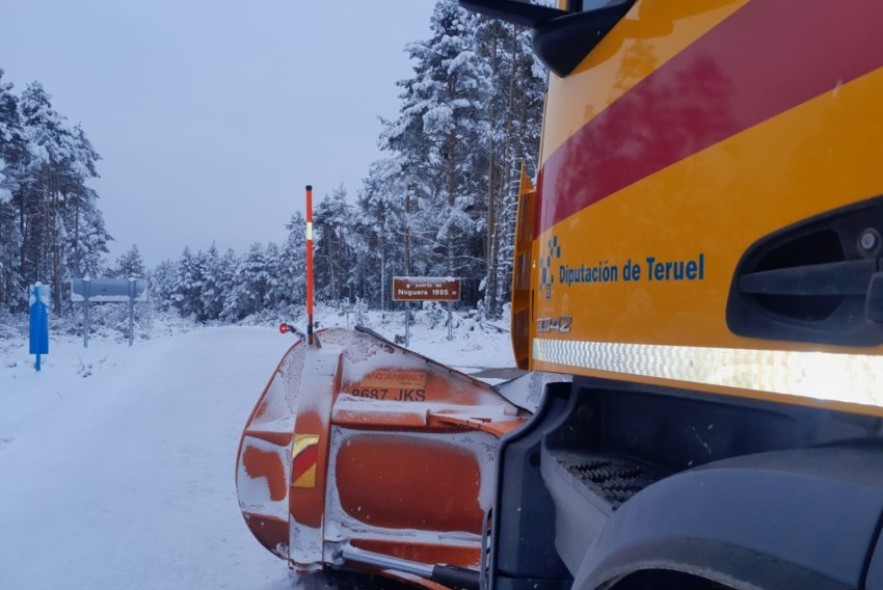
(554, 451, 664, 510)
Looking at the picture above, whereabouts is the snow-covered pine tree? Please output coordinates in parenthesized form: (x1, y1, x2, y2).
(263, 241, 281, 311)
(475, 17, 546, 317)
(199, 244, 233, 321)
(0, 70, 25, 310)
(148, 259, 178, 313)
(380, 0, 492, 305)
(353, 159, 408, 310)
(222, 243, 273, 321)
(112, 244, 146, 279)
(313, 185, 357, 305)
(274, 211, 307, 313)
(171, 247, 207, 321)
(20, 82, 82, 312)
(4, 81, 110, 314)
(66, 124, 108, 285)
(74, 189, 112, 280)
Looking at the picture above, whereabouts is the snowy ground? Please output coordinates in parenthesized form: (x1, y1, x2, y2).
(0, 309, 514, 590)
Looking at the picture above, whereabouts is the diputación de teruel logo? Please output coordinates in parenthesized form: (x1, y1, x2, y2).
(540, 235, 561, 299)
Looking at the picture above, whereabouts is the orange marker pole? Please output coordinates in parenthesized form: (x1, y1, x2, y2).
(305, 184, 315, 346)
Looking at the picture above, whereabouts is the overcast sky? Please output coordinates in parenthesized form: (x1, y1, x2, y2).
(1, 1, 434, 267)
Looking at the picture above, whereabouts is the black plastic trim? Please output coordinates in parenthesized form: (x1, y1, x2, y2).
(433, 565, 481, 590)
(459, 0, 635, 78)
(459, 0, 566, 28)
(532, 1, 635, 77)
(727, 195, 883, 346)
(488, 382, 573, 590)
(739, 258, 877, 296)
(573, 444, 883, 590)
(861, 508, 883, 589)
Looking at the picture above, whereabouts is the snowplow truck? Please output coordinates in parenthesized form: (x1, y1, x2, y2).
(236, 1, 883, 589)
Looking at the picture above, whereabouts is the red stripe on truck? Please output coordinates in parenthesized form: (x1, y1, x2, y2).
(535, 0, 883, 237)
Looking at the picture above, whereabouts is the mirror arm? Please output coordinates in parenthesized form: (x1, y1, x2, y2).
(458, 0, 566, 28)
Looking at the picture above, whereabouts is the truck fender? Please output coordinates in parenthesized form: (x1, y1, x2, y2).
(572, 443, 883, 590)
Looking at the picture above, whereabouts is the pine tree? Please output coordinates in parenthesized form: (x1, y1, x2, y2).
(314, 185, 357, 304)
(381, 0, 493, 304)
(0, 70, 25, 310)
(75, 190, 111, 279)
(172, 247, 207, 321)
(148, 259, 178, 313)
(222, 243, 272, 320)
(275, 211, 307, 312)
(263, 241, 281, 311)
(66, 125, 108, 282)
(0, 70, 25, 201)
(112, 244, 146, 278)
(198, 244, 230, 321)
(1, 81, 110, 314)
(476, 18, 546, 317)
(354, 159, 408, 310)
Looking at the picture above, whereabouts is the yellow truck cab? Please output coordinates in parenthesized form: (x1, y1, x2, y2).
(463, 1, 883, 589)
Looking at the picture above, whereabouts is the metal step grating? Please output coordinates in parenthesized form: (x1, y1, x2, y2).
(557, 454, 661, 510)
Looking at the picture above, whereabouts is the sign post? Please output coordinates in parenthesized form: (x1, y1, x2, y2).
(128, 277, 137, 346)
(305, 185, 315, 346)
(82, 276, 91, 348)
(29, 283, 50, 371)
(392, 276, 462, 344)
(448, 302, 454, 341)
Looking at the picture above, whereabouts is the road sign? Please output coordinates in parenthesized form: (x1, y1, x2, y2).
(392, 277, 461, 302)
(71, 277, 148, 348)
(71, 278, 148, 302)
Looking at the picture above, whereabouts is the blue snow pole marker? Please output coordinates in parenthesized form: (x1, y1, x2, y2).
(29, 283, 50, 372)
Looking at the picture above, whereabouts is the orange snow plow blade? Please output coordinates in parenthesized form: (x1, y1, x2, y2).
(235, 327, 529, 585)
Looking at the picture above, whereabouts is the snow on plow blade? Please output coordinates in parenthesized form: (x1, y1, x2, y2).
(235, 327, 528, 584)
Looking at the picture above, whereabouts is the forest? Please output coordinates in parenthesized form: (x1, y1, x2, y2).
(0, 0, 545, 325)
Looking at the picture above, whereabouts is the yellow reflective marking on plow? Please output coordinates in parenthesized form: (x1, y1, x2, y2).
(292, 433, 320, 489)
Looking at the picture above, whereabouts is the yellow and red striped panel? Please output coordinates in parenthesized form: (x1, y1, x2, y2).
(537, 0, 883, 237)
(529, 0, 883, 411)
(292, 433, 320, 489)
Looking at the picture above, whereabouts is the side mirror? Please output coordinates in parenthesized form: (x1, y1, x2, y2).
(459, 0, 635, 77)
(458, 0, 566, 27)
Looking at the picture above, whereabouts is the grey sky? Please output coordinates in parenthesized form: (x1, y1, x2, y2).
(1, 1, 434, 267)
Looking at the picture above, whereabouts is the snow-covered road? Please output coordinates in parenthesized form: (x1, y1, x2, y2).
(0, 318, 514, 590)
(0, 327, 296, 590)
